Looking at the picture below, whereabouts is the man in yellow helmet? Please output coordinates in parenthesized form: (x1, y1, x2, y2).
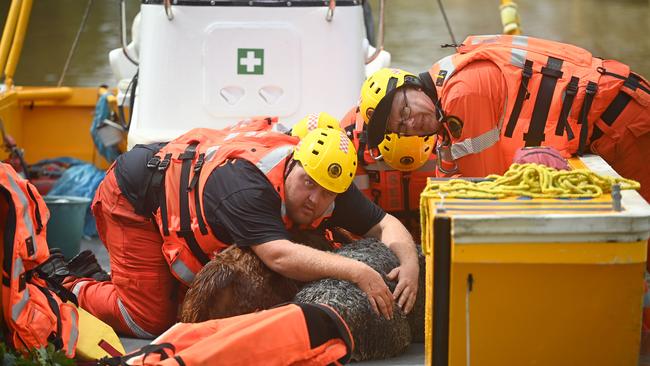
(340, 69, 437, 235)
(66, 116, 419, 339)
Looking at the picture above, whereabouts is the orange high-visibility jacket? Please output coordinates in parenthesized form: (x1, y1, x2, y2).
(146, 118, 333, 286)
(339, 108, 436, 214)
(0, 163, 78, 357)
(425, 34, 650, 175)
(100, 303, 354, 366)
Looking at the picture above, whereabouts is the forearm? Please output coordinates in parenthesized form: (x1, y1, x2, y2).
(252, 240, 368, 283)
(367, 214, 419, 267)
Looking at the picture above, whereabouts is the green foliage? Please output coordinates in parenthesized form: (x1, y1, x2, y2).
(0, 342, 76, 366)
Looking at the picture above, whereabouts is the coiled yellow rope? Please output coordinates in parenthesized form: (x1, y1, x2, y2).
(419, 163, 640, 255)
(420, 163, 640, 200)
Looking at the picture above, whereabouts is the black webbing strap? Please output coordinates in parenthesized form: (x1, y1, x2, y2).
(554, 76, 579, 140)
(177, 143, 210, 265)
(25, 185, 43, 235)
(35, 285, 63, 351)
(156, 153, 173, 236)
(431, 215, 452, 366)
(590, 74, 638, 142)
(578, 81, 598, 155)
(188, 153, 208, 236)
(504, 59, 534, 138)
(523, 57, 564, 146)
(98, 343, 176, 366)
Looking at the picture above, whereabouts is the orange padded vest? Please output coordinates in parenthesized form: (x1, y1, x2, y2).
(146, 118, 333, 286)
(424, 34, 649, 175)
(1, 163, 78, 357)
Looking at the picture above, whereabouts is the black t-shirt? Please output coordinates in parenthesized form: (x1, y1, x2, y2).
(115, 144, 386, 246)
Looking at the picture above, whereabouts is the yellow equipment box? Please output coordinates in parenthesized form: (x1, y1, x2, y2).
(421, 155, 650, 366)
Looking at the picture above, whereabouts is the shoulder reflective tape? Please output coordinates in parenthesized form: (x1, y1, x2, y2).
(256, 145, 294, 174)
(512, 35, 529, 47)
(224, 132, 240, 141)
(117, 299, 155, 339)
(451, 127, 501, 160)
(353, 175, 370, 190)
(437, 55, 457, 81)
(204, 145, 221, 162)
(510, 48, 527, 68)
(3, 169, 36, 258)
(323, 202, 335, 217)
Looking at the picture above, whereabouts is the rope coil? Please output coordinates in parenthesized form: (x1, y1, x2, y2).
(421, 163, 640, 200)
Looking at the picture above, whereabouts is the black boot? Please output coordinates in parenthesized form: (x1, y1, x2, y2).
(67, 250, 111, 282)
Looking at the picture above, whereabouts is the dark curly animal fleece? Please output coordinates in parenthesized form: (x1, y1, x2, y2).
(180, 235, 425, 362)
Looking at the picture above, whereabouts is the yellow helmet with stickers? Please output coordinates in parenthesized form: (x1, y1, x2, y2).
(293, 128, 357, 193)
(291, 112, 343, 139)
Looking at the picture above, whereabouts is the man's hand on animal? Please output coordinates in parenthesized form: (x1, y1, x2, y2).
(387, 261, 419, 314)
(351, 263, 395, 320)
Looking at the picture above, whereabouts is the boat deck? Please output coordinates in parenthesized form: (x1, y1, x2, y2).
(82, 237, 650, 365)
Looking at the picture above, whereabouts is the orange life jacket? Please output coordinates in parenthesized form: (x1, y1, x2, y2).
(0, 163, 78, 357)
(99, 303, 353, 366)
(424, 34, 650, 175)
(146, 118, 334, 286)
(340, 108, 435, 230)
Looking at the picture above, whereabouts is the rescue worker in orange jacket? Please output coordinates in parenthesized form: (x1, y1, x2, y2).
(337, 76, 437, 236)
(363, 35, 650, 205)
(67, 115, 419, 338)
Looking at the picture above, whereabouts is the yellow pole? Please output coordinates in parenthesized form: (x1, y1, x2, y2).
(0, 0, 23, 78)
(499, 0, 522, 35)
(4, 0, 33, 89)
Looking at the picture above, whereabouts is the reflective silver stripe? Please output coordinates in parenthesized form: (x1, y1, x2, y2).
(117, 298, 155, 339)
(451, 127, 500, 160)
(13, 256, 23, 280)
(510, 48, 527, 68)
(244, 131, 257, 137)
(66, 308, 78, 356)
(12, 286, 29, 321)
(470, 35, 498, 45)
(4, 168, 35, 258)
(364, 160, 393, 171)
(437, 54, 457, 80)
(280, 202, 287, 217)
(171, 258, 195, 286)
(323, 202, 335, 217)
(224, 132, 239, 141)
(256, 145, 294, 174)
(204, 145, 221, 162)
(512, 35, 529, 47)
(353, 175, 369, 190)
(71, 280, 90, 298)
(417, 160, 437, 172)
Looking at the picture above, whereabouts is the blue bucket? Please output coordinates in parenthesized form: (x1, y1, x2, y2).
(43, 195, 92, 260)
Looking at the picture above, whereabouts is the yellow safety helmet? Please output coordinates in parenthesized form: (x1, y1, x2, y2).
(359, 68, 420, 124)
(293, 128, 357, 193)
(378, 133, 435, 171)
(291, 112, 342, 139)
(359, 68, 435, 169)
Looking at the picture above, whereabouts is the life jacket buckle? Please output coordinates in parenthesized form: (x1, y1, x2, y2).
(193, 154, 205, 173)
(147, 156, 161, 169)
(158, 155, 172, 171)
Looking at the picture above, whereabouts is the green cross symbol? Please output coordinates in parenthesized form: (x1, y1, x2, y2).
(237, 48, 264, 75)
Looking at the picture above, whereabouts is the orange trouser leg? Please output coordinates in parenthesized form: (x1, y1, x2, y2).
(67, 169, 178, 338)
